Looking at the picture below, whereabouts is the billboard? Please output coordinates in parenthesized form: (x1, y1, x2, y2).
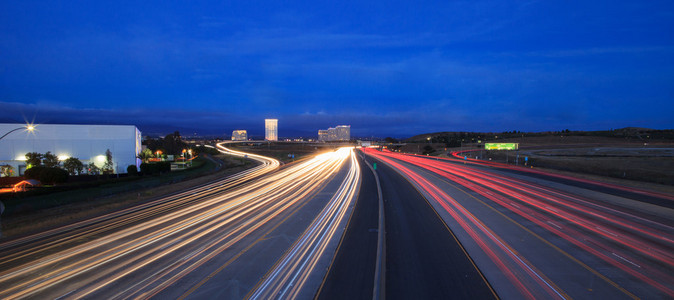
(485, 143, 519, 150)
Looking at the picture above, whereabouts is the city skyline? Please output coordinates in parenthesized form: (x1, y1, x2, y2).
(1, 1, 673, 137)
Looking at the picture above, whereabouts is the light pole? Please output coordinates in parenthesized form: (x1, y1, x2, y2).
(0, 124, 35, 141)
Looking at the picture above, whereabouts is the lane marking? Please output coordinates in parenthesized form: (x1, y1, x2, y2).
(612, 253, 641, 269)
(364, 153, 499, 300)
(433, 170, 639, 300)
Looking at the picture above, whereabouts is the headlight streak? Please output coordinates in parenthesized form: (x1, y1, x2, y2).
(0, 146, 354, 299)
(0, 142, 279, 267)
(366, 148, 674, 298)
(250, 147, 361, 300)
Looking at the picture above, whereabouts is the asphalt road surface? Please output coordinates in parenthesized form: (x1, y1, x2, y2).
(0, 147, 360, 299)
(316, 153, 380, 300)
(375, 154, 497, 299)
(364, 148, 674, 299)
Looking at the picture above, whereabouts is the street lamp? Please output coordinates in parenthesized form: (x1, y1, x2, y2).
(0, 124, 35, 141)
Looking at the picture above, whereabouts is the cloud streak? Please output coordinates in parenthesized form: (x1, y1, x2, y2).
(1, 1, 673, 137)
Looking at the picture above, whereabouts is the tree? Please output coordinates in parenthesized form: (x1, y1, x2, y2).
(43, 151, 60, 168)
(103, 149, 114, 174)
(138, 148, 153, 163)
(163, 131, 187, 155)
(25, 152, 43, 168)
(1, 164, 14, 177)
(422, 145, 434, 155)
(63, 157, 84, 175)
(88, 162, 101, 175)
(24, 166, 46, 180)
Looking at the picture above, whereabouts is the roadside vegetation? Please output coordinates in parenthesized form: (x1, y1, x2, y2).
(400, 128, 674, 187)
(0, 131, 261, 238)
(0, 154, 255, 238)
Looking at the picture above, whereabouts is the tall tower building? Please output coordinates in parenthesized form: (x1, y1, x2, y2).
(265, 119, 278, 141)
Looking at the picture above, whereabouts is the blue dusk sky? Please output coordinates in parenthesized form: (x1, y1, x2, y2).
(1, 1, 673, 137)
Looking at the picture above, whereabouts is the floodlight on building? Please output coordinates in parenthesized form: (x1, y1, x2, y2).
(0, 123, 36, 141)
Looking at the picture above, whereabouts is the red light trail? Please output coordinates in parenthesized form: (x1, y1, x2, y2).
(363, 148, 674, 299)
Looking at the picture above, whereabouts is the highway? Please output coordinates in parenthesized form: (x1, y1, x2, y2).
(316, 154, 381, 299)
(363, 148, 673, 299)
(0, 145, 360, 299)
(318, 151, 496, 299)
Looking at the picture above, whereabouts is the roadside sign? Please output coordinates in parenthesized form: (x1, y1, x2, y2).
(464, 156, 467, 160)
(485, 143, 519, 150)
(525, 156, 528, 162)
(373, 163, 377, 170)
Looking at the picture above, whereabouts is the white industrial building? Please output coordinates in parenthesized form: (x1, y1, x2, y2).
(0, 123, 142, 176)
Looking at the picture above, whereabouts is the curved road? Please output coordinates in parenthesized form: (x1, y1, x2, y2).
(0, 146, 360, 299)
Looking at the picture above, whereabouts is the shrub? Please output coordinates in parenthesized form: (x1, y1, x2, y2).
(24, 166, 68, 184)
(40, 168, 69, 184)
(140, 163, 154, 175)
(24, 166, 47, 180)
(127, 165, 138, 175)
(140, 162, 171, 175)
(158, 161, 171, 173)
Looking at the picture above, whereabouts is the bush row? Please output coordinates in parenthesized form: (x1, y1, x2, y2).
(23, 166, 69, 185)
(139, 162, 171, 175)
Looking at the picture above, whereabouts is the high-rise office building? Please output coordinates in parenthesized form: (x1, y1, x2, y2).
(318, 125, 350, 142)
(327, 127, 337, 141)
(232, 130, 247, 141)
(318, 130, 328, 142)
(265, 119, 278, 141)
(335, 125, 350, 141)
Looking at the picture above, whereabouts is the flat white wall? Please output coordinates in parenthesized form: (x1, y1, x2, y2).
(0, 124, 142, 175)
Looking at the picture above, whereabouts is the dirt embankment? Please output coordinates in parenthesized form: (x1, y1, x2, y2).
(404, 135, 674, 189)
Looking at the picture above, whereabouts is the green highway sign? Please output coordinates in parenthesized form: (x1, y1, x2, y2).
(485, 143, 519, 150)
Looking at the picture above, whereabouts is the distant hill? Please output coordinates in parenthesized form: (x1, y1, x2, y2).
(404, 128, 674, 144)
